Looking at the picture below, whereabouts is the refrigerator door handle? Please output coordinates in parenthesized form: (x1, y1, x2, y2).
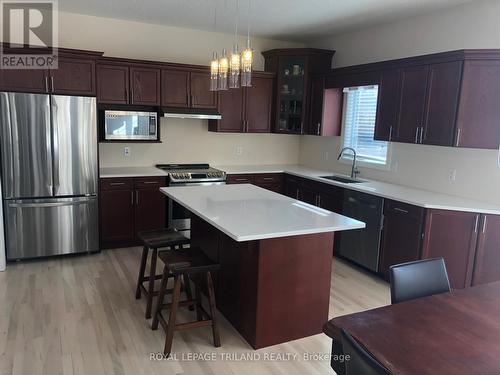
(9, 196, 96, 208)
(51, 99, 60, 195)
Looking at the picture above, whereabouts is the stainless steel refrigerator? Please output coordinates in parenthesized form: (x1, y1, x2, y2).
(0, 92, 99, 260)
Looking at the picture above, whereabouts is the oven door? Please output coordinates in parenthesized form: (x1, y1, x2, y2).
(168, 181, 225, 237)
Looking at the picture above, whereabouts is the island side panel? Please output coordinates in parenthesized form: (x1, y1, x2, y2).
(254, 233, 334, 349)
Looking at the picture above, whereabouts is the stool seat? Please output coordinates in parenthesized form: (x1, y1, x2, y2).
(138, 228, 190, 248)
(159, 247, 220, 275)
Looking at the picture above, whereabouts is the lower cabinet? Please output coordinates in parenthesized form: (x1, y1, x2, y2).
(226, 173, 284, 194)
(100, 177, 167, 248)
(284, 175, 344, 213)
(472, 214, 500, 286)
(379, 200, 425, 280)
(421, 209, 479, 289)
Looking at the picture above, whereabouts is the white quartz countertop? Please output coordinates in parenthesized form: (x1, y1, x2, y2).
(100, 166, 168, 178)
(160, 184, 365, 242)
(215, 164, 500, 215)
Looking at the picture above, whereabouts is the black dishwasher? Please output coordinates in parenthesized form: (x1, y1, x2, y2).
(337, 190, 384, 272)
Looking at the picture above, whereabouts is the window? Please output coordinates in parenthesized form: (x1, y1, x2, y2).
(341, 85, 389, 167)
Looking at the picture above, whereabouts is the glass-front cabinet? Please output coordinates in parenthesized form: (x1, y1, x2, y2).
(277, 56, 306, 133)
(262, 48, 335, 134)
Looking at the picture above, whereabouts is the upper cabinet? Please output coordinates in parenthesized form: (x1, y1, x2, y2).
(208, 73, 274, 133)
(161, 69, 217, 110)
(334, 50, 500, 150)
(262, 48, 335, 135)
(455, 60, 500, 149)
(97, 62, 160, 105)
(307, 75, 342, 136)
(0, 48, 101, 95)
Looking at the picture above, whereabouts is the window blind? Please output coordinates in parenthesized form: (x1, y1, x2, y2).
(342, 85, 388, 165)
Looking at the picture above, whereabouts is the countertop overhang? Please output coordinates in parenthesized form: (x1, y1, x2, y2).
(160, 184, 365, 242)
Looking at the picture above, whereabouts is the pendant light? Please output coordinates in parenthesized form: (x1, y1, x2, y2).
(229, 0, 240, 88)
(241, 0, 253, 87)
(218, 48, 229, 91)
(209, 3, 219, 91)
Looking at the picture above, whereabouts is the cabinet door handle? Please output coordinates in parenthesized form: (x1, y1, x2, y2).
(296, 188, 299, 199)
(317, 123, 321, 135)
(482, 215, 488, 234)
(109, 182, 125, 186)
(191, 95, 195, 105)
(414, 127, 419, 144)
(235, 178, 248, 182)
(455, 128, 461, 147)
(317, 195, 321, 207)
(142, 181, 159, 185)
(394, 207, 409, 214)
(262, 177, 274, 181)
(389, 126, 393, 141)
(131, 191, 134, 205)
(419, 126, 424, 144)
(51, 76, 54, 92)
(45, 76, 49, 92)
(474, 214, 480, 233)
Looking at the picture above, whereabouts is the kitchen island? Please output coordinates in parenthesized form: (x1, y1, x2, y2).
(160, 184, 364, 349)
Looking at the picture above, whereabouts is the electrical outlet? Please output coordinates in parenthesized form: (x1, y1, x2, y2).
(124, 147, 131, 157)
(448, 169, 457, 182)
(235, 146, 243, 156)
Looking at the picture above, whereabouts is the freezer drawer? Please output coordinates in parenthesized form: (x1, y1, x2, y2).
(4, 196, 99, 260)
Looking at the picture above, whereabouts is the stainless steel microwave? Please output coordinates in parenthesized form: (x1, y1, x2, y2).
(104, 110, 158, 141)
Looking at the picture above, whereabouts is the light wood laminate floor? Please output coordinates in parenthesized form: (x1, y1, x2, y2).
(0, 247, 389, 375)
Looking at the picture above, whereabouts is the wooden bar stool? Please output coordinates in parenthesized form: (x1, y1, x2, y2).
(135, 228, 190, 319)
(152, 247, 221, 356)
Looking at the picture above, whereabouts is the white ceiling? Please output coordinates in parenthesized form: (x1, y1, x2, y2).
(58, 0, 473, 42)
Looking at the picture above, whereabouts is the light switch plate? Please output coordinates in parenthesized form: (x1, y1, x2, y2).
(235, 146, 243, 156)
(124, 147, 131, 157)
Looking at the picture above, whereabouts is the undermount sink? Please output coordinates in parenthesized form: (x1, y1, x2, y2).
(320, 175, 365, 184)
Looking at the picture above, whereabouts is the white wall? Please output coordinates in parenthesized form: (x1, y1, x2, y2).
(56, 11, 303, 167)
(301, 0, 500, 204)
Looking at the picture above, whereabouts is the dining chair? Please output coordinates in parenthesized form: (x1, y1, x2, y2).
(341, 329, 392, 375)
(389, 257, 451, 304)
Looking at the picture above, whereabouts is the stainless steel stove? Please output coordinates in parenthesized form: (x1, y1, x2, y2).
(156, 164, 226, 184)
(156, 164, 226, 234)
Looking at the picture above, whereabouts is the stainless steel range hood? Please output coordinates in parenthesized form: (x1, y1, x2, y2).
(162, 107, 221, 120)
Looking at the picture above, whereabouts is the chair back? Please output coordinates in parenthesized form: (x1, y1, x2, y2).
(390, 257, 451, 304)
(342, 329, 392, 375)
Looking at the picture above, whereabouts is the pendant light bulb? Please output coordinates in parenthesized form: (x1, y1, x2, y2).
(218, 48, 229, 91)
(241, 39, 253, 87)
(210, 51, 219, 91)
(229, 44, 240, 88)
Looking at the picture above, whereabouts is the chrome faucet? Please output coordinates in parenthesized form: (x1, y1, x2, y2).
(337, 147, 360, 179)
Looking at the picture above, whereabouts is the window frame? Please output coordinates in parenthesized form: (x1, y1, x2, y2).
(339, 84, 392, 171)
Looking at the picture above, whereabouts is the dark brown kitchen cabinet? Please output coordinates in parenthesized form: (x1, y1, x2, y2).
(99, 178, 135, 246)
(284, 174, 343, 212)
(0, 69, 48, 93)
(99, 177, 167, 248)
(455, 60, 500, 149)
(161, 69, 217, 110)
(190, 72, 217, 109)
(213, 87, 245, 132)
(307, 75, 342, 137)
(130, 66, 160, 105)
(226, 173, 284, 194)
(262, 48, 335, 134)
(245, 76, 273, 132)
(0, 52, 99, 95)
(378, 200, 425, 280)
(472, 214, 500, 286)
(374, 70, 400, 141)
(97, 64, 129, 104)
(421, 61, 463, 146)
(209, 73, 274, 133)
(97, 63, 160, 105)
(421, 209, 479, 289)
(161, 69, 190, 107)
(395, 65, 429, 144)
(50, 57, 96, 95)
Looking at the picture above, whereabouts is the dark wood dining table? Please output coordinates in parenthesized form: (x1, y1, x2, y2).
(324, 281, 500, 375)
